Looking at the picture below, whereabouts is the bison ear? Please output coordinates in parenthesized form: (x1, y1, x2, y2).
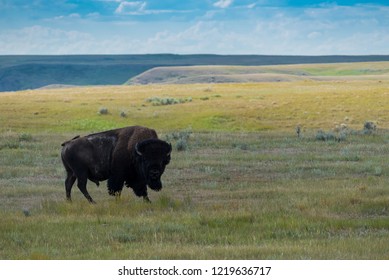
(135, 142, 143, 156)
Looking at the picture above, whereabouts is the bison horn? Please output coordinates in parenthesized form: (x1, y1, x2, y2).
(135, 143, 143, 156)
(167, 143, 172, 156)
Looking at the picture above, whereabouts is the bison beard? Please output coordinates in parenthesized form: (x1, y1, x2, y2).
(61, 126, 171, 203)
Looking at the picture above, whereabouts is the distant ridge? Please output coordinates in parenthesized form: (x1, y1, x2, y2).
(1, 54, 389, 91)
(128, 63, 389, 85)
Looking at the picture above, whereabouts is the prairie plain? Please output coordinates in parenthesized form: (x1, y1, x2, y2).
(0, 62, 388, 259)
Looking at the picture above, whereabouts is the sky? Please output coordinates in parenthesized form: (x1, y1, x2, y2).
(0, 0, 388, 55)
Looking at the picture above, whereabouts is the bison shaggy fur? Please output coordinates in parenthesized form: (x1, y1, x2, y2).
(61, 126, 171, 203)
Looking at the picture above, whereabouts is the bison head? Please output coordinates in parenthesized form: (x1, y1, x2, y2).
(135, 139, 172, 191)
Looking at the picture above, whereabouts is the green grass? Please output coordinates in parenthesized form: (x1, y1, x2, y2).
(1, 66, 389, 259)
(0, 130, 388, 259)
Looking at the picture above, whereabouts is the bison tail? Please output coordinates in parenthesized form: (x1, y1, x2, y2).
(61, 135, 80, 146)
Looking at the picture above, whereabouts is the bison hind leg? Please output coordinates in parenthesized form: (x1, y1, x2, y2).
(90, 178, 100, 187)
(65, 171, 76, 202)
(76, 174, 96, 204)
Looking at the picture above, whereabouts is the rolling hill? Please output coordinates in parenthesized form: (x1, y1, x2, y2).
(127, 62, 389, 84)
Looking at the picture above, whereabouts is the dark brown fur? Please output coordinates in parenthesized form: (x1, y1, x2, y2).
(61, 126, 171, 203)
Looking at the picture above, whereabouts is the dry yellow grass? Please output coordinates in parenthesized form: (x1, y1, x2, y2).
(1, 79, 388, 134)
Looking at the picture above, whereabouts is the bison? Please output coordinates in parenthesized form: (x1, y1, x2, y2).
(61, 126, 172, 203)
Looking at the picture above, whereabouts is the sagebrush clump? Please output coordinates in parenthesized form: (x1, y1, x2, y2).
(18, 133, 33, 142)
(146, 96, 192, 106)
(363, 121, 376, 135)
(120, 110, 127, 118)
(315, 121, 378, 142)
(164, 129, 192, 151)
(315, 129, 347, 142)
(98, 107, 109, 115)
(316, 130, 337, 141)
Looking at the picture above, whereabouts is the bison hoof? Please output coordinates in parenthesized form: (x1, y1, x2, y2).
(143, 196, 151, 203)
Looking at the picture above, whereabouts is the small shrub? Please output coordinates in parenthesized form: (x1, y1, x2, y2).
(232, 143, 249, 150)
(341, 148, 360, 162)
(18, 133, 33, 142)
(164, 128, 192, 152)
(176, 139, 188, 151)
(335, 123, 348, 132)
(146, 97, 192, 106)
(120, 111, 127, 118)
(363, 121, 376, 135)
(338, 131, 347, 142)
(315, 129, 347, 142)
(22, 208, 31, 217)
(316, 130, 336, 141)
(296, 126, 301, 138)
(374, 166, 382, 177)
(98, 107, 109, 115)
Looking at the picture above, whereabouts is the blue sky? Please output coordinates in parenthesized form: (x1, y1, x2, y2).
(0, 0, 388, 55)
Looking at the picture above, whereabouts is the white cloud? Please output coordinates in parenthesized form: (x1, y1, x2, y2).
(213, 0, 233, 9)
(51, 13, 81, 21)
(1, 4, 389, 55)
(87, 12, 101, 18)
(0, 26, 97, 54)
(114, 1, 185, 16)
(115, 1, 146, 15)
(138, 21, 255, 54)
(307, 31, 322, 39)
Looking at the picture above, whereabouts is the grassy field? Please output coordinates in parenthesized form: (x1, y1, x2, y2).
(0, 64, 388, 259)
(1, 79, 388, 133)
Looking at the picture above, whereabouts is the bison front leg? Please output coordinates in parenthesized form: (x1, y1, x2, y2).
(131, 184, 150, 202)
(107, 176, 125, 197)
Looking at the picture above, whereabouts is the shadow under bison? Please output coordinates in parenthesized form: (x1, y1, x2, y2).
(61, 126, 172, 203)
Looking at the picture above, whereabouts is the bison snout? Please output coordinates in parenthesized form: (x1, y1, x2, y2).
(149, 169, 161, 180)
(148, 179, 162, 191)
